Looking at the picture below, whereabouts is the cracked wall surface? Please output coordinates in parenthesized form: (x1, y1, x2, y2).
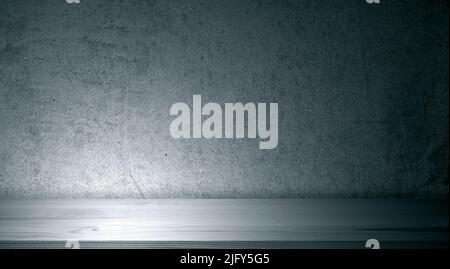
(0, 0, 448, 199)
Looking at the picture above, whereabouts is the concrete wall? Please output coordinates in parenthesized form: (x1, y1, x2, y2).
(0, 0, 448, 199)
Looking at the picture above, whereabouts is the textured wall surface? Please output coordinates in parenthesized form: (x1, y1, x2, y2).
(0, 0, 448, 199)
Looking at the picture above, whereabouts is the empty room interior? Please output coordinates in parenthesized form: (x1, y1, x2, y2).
(0, 0, 448, 249)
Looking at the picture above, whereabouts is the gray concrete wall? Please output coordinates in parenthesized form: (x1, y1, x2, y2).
(0, 0, 448, 199)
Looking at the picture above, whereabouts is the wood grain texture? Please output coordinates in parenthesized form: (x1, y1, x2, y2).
(0, 199, 447, 249)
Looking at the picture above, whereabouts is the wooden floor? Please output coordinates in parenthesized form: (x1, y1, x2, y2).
(0, 199, 447, 249)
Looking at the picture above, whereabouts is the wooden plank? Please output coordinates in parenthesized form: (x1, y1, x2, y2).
(0, 199, 447, 248)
